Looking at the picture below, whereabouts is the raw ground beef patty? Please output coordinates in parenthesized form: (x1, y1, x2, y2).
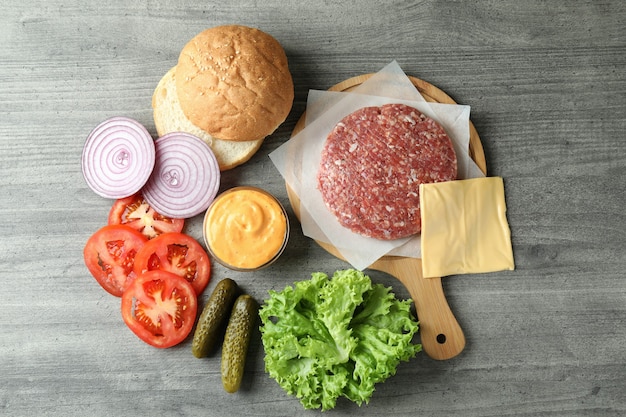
(317, 103, 458, 240)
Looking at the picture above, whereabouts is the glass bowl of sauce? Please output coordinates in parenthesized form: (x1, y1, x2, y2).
(203, 186, 289, 271)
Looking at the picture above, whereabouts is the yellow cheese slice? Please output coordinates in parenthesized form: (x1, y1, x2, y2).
(420, 177, 514, 278)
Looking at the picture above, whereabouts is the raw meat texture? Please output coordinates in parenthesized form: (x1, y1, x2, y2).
(317, 103, 457, 240)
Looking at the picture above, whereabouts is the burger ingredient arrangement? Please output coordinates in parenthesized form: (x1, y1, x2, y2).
(81, 24, 295, 394)
(79, 23, 513, 410)
(83, 193, 260, 390)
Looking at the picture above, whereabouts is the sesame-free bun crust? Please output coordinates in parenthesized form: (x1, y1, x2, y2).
(152, 67, 264, 171)
(175, 25, 294, 142)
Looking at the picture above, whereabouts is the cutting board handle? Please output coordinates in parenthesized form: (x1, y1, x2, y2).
(371, 257, 465, 360)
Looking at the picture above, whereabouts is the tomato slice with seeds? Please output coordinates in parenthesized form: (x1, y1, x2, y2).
(121, 270, 198, 348)
(133, 232, 211, 295)
(108, 193, 185, 239)
(83, 225, 148, 297)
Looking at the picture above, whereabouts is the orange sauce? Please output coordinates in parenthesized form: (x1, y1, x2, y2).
(203, 187, 288, 270)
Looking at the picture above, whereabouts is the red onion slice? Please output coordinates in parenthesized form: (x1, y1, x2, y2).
(82, 117, 155, 199)
(142, 132, 221, 219)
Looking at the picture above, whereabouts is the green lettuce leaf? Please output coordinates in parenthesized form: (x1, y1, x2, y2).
(259, 269, 422, 411)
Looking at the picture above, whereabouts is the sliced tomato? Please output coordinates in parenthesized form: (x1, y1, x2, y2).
(133, 232, 211, 295)
(108, 193, 185, 239)
(84, 225, 148, 297)
(121, 270, 198, 348)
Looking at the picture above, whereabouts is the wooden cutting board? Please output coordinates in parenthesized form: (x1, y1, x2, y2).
(286, 74, 487, 360)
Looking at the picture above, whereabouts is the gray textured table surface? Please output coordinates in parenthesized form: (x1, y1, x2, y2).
(1, 1, 625, 416)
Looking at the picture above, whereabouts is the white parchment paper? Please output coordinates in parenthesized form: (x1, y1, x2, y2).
(270, 61, 485, 270)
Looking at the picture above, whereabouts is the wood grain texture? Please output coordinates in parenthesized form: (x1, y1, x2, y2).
(1, 0, 625, 416)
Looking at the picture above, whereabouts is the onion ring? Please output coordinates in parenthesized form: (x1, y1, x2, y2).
(142, 132, 221, 219)
(81, 117, 155, 199)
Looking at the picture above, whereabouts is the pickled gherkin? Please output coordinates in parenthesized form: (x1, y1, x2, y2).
(221, 294, 259, 393)
(191, 278, 240, 358)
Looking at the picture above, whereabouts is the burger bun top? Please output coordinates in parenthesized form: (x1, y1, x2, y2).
(175, 25, 294, 142)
